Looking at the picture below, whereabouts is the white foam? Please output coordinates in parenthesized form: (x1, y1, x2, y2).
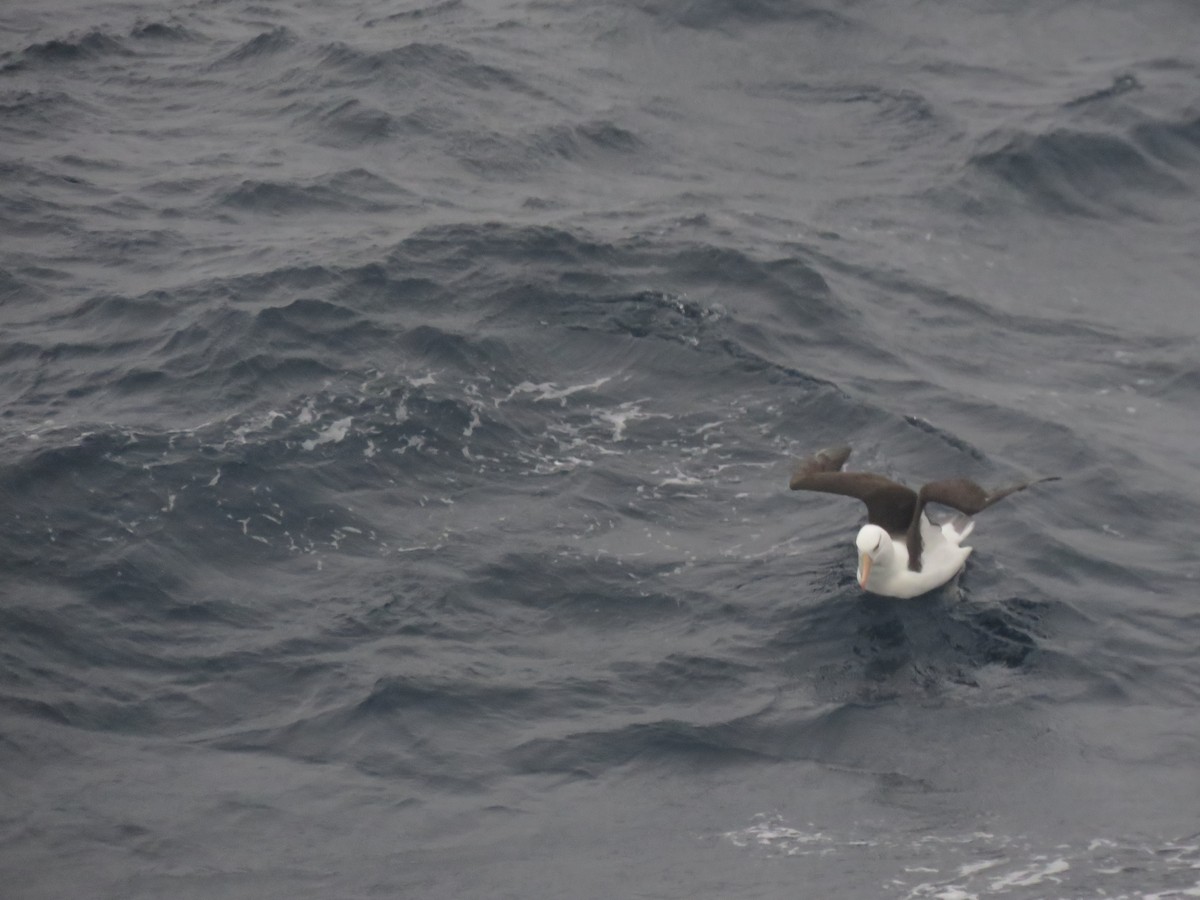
(988, 857, 1069, 890)
(1144, 885, 1200, 900)
(722, 815, 835, 857)
(463, 407, 482, 437)
(394, 434, 425, 454)
(724, 815, 1200, 899)
(595, 401, 666, 442)
(531, 456, 593, 475)
(657, 471, 703, 488)
(504, 376, 611, 406)
(302, 416, 353, 451)
(950, 859, 1003, 879)
(930, 889, 976, 900)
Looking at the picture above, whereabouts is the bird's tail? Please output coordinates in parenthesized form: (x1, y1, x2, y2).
(943, 514, 975, 545)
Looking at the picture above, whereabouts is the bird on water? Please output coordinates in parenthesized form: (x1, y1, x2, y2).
(789, 445, 1059, 598)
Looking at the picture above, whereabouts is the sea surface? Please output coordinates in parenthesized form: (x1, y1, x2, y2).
(2, 1, 1199, 898)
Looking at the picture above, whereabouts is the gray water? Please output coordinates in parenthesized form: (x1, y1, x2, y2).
(2, 1, 1199, 897)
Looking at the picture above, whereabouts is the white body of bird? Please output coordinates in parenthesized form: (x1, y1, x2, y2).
(855, 514, 975, 598)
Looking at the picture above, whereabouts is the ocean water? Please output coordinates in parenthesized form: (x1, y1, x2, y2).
(2, 1, 1199, 897)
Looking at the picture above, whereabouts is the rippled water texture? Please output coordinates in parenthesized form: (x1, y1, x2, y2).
(2, 1, 1199, 897)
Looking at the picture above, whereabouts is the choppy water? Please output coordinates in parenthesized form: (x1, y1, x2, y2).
(3, 1, 1199, 897)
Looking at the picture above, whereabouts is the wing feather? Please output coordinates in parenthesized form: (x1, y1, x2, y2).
(917, 475, 1061, 516)
(906, 475, 1060, 570)
(789, 446, 917, 536)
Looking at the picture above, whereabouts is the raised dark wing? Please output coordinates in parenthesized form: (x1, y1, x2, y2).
(905, 474, 1059, 572)
(789, 446, 917, 535)
(916, 475, 1061, 517)
(788, 445, 852, 486)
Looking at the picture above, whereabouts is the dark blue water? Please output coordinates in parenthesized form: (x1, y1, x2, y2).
(3, 1, 1199, 897)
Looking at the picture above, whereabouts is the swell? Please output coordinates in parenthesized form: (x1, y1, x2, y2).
(454, 119, 646, 176)
(2, 19, 200, 69)
(3, 220, 849, 419)
(633, 0, 860, 32)
(315, 40, 538, 95)
(0, 90, 96, 139)
(214, 169, 418, 215)
(965, 113, 1200, 219)
(1, 30, 132, 72)
(1, 211, 1193, 783)
(209, 26, 295, 68)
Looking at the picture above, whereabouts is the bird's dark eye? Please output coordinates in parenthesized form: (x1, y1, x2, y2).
(873, 538, 882, 552)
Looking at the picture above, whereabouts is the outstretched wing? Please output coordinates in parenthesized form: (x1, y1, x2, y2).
(788, 445, 853, 487)
(789, 445, 917, 536)
(904, 475, 1061, 571)
(916, 475, 1061, 517)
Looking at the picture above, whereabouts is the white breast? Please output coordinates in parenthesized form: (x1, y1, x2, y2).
(862, 515, 973, 599)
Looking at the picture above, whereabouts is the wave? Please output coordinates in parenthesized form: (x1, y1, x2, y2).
(635, 0, 858, 32)
(0, 90, 97, 141)
(0, 268, 46, 305)
(316, 41, 535, 95)
(363, 0, 466, 27)
(1, 30, 131, 72)
(215, 169, 417, 215)
(969, 123, 1195, 218)
(0, 210, 1191, 747)
(210, 27, 296, 68)
(1063, 72, 1143, 108)
(129, 21, 198, 43)
(3, 0, 1200, 893)
(1132, 112, 1200, 173)
(506, 716, 775, 776)
(294, 97, 411, 145)
(457, 119, 645, 175)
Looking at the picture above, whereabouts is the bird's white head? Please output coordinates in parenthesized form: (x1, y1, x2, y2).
(855, 524, 892, 590)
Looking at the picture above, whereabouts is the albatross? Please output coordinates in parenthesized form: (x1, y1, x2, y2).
(789, 445, 1058, 598)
